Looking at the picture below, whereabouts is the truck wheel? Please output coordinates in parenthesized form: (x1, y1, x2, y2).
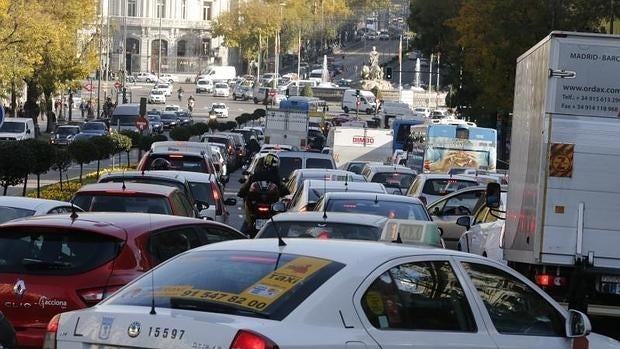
(343, 106, 349, 114)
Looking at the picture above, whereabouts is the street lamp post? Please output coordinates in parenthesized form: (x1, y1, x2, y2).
(158, 0, 163, 79)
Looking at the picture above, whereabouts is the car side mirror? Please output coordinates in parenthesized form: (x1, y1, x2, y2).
(26, 129, 31, 134)
(198, 207, 215, 220)
(456, 216, 471, 230)
(220, 175, 229, 184)
(566, 310, 591, 338)
(418, 195, 427, 206)
(195, 201, 210, 210)
(224, 198, 237, 206)
(486, 182, 501, 208)
(272, 202, 287, 213)
(238, 177, 246, 184)
(432, 206, 441, 216)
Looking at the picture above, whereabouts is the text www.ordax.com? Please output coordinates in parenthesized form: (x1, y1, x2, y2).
(563, 85, 620, 94)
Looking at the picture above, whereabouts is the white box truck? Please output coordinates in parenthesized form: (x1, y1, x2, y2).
(327, 126, 393, 168)
(264, 110, 309, 148)
(200, 66, 236, 82)
(502, 31, 620, 316)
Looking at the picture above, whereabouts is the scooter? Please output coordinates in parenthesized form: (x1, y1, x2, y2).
(245, 180, 280, 237)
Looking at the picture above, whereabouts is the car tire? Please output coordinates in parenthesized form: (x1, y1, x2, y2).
(366, 108, 373, 115)
(146, 78, 152, 83)
(343, 106, 349, 114)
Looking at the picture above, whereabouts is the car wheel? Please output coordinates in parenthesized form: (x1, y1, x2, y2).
(146, 78, 152, 83)
(343, 106, 349, 114)
(366, 108, 373, 115)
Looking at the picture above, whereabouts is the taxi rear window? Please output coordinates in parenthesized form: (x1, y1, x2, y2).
(106, 250, 344, 320)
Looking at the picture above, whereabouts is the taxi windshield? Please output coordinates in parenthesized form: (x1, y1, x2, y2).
(105, 250, 344, 320)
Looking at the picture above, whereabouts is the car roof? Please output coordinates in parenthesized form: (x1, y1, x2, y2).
(0, 212, 209, 240)
(322, 192, 424, 204)
(196, 238, 470, 265)
(416, 173, 480, 181)
(148, 150, 205, 157)
(293, 168, 353, 175)
(267, 211, 388, 226)
(277, 151, 333, 159)
(0, 197, 74, 210)
(305, 179, 384, 190)
(364, 165, 417, 174)
(57, 125, 80, 129)
(99, 170, 189, 184)
(75, 182, 179, 196)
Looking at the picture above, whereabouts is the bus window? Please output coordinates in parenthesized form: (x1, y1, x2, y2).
(456, 128, 469, 140)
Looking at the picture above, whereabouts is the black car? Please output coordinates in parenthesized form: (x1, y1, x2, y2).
(175, 111, 193, 126)
(147, 114, 164, 134)
(0, 311, 16, 349)
(160, 111, 180, 129)
(81, 121, 109, 136)
(49, 125, 80, 146)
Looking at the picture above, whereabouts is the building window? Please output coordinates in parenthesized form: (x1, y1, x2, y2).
(127, 0, 137, 17)
(157, 0, 166, 18)
(181, 0, 187, 19)
(203, 1, 212, 21)
(177, 40, 187, 57)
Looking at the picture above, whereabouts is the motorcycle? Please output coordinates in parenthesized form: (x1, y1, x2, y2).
(245, 180, 280, 237)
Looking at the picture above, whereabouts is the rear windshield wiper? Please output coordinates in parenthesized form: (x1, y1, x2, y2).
(22, 258, 73, 270)
(169, 297, 271, 319)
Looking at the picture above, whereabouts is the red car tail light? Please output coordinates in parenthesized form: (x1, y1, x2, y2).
(42, 314, 60, 349)
(78, 285, 122, 306)
(230, 330, 278, 349)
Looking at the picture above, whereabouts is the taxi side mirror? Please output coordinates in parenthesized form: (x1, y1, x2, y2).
(566, 310, 591, 338)
(456, 216, 471, 230)
(271, 202, 286, 213)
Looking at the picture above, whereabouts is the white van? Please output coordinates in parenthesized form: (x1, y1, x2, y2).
(0, 117, 36, 140)
(341, 89, 378, 115)
(201, 66, 236, 82)
(110, 104, 153, 135)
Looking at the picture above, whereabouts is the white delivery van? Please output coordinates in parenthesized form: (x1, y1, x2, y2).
(201, 66, 236, 82)
(327, 126, 393, 168)
(308, 69, 326, 84)
(110, 104, 153, 135)
(341, 89, 378, 115)
(0, 117, 36, 140)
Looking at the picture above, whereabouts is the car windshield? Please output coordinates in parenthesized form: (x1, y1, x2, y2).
(306, 158, 334, 169)
(148, 115, 161, 121)
(151, 90, 164, 95)
(83, 123, 105, 131)
(161, 113, 177, 120)
(72, 194, 173, 215)
(215, 83, 228, 88)
(56, 127, 79, 135)
(279, 157, 303, 180)
(205, 136, 230, 145)
(188, 181, 215, 205)
(0, 206, 36, 224)
(260, 221, 382, 240)
(104, 250, 344, 321)
(324, 199, 428, 220)
(0, 121, 25, 133)
(146, 154, 206, 172)
(0, 229, 122, 275)
(371, 172, 416, 189)
(308, 186, 383, 202)
(423, 179, 479, 196)
(212, 104, 225, 110)
(111, 114, 137, 126)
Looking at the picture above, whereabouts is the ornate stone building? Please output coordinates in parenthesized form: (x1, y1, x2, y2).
(100, 0, 237, 76)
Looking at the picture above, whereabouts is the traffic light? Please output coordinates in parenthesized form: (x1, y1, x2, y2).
(385, 67, 393, 80)
(355, 89, 360, 98)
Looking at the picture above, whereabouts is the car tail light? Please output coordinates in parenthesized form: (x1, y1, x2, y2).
(230, 330, 278, 349)
(257, 206, 270, 212)
(535, 274, 567, 287)
(78, 285, 122, 306)
(317, 232, 331, 240)
(212, 183, 220, 201)
(42, 314, 60, 349)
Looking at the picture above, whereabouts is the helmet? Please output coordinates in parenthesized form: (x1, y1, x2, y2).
(262, 153, 279, 169)
(150, 158, 171, 170)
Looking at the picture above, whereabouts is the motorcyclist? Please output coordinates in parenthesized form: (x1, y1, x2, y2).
(187, 95, 195, 112)
(237, 153, 289, 234)
(150, 158, 171, 170)
(246, 135, 260, 160)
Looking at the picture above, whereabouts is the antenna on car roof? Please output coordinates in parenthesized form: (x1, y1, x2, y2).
(122, 168, 127, 191)
(70, 201, 79, 222)
(149, 214, 157, 315)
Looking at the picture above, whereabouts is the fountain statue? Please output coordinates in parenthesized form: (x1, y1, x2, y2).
(360, 46, 393, 90)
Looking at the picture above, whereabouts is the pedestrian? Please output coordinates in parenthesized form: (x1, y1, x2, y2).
(79, 101, 85, 119)
(86, 100, 94, 119)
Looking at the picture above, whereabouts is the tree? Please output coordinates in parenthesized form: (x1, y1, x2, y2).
(91, 136, 115, 180)
(169, 126, 192, 141)
(0, 142, 27, 195)
(110, 132, 132, 167)
(51, 147, 72, 191)
(22, 139, 55, 197)
(301, 84, 314, 97)
(190, 122, 210, 136)
(68, 139, 97, 183)
(120, 130, 142, 165)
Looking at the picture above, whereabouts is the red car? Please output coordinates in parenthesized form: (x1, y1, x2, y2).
(0, 212, 247, 348)
(71, 182, 198, 217)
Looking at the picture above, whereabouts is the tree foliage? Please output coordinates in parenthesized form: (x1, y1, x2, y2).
(169, 127, 192, 141)
(0, 142, 27, 195)
(409, 0, 619, 122)
(22, 139, 55, 197)
(51, 147, 72, 190)
(68, 139, 97, 183)
(91, 136, 115, 179)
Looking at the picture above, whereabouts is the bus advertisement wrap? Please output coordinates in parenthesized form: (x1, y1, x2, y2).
(424, 126, 497, 172)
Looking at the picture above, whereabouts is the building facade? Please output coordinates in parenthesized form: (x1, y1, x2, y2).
(100, 0, 235, 77)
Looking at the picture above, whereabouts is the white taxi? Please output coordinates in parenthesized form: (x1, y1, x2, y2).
(213, 82, 230, 97)
(148, 89, 166, 104)
(46, 239, 617, 349)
